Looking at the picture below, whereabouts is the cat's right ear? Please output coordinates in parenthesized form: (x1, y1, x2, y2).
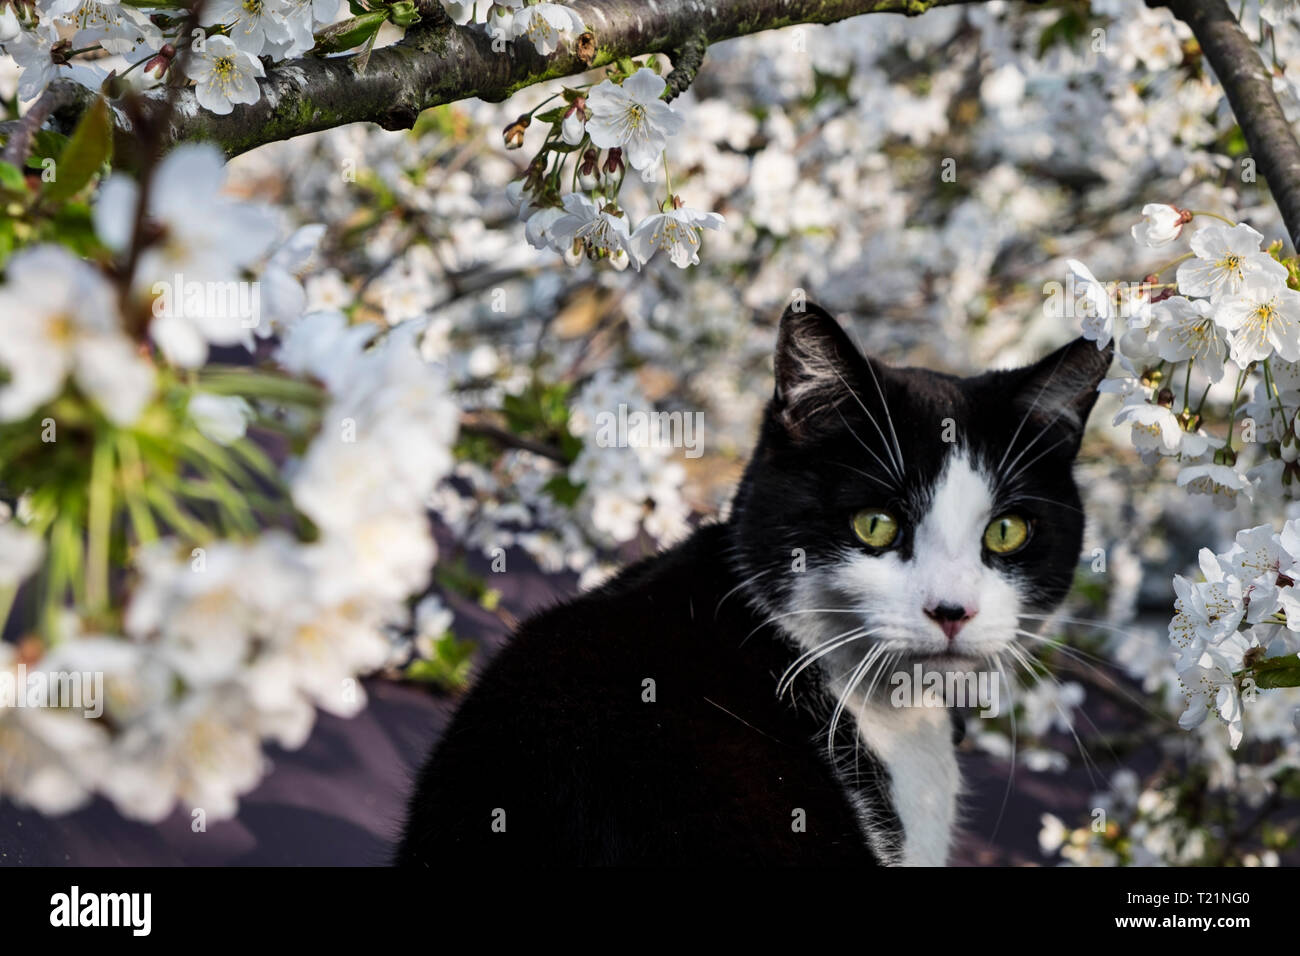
(772, 301, 864, 440)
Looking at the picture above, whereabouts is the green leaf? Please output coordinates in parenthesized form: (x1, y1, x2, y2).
(0, 160, 26, 191)
(1037, 9, 1089, 57)
(535, 107, 566, 124)
(27, 129, 69, 169)
(405, 631, 476, 692)
(544, 474, 584, 507)
(387, 0, 420, 28)
(311, 10, 388, 55)
(433, 556, 488, 601)
(0, 218, 14, 266)
(1251, 655, 1300, 689)
(354, 25, 379, 73)
(43, 95, 112, 203)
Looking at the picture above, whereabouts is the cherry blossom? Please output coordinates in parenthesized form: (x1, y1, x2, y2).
(585, 68, 686, 173)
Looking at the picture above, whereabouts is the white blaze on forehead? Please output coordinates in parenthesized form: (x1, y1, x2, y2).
(911, 451, 994, 610)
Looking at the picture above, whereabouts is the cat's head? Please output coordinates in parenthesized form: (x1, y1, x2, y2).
(730, 302, 1111, 676)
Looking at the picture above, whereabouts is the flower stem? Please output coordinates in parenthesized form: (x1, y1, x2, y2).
(1224, 368, 1248, 452)
(116, 432, 159, 544)
(85, 435, 114, 612)
(1188, 209, 1238, 227)
(1147, 251, 1194, 279)
(1263, 358, 1288, 424)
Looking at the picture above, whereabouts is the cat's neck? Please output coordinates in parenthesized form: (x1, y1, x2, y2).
(837, 686, 959, 866)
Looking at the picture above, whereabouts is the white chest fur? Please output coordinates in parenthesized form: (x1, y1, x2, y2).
(845, 693, 959, 866)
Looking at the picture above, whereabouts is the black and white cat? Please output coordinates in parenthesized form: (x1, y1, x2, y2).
(397, 302, 1111, 866)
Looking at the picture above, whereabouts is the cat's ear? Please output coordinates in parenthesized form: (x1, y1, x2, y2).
(772, 301, 869, 439)
(1010, 337, 1113, 448)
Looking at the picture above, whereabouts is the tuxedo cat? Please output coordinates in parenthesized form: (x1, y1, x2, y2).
(397, 302, 1112, 866)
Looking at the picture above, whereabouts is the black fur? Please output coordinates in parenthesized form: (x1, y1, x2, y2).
(396, 303, 1111, 866)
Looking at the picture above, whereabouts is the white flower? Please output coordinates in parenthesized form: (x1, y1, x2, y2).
(413, 594, 454, 659)
(0, 522, 44, 587)
(1151, 295, 1228, 382)
(259, 223, 325, 332)
(1178, 659, 1244, 749)
(0, 245, 155, 424)
(1068, 259, 1115, 347)
(304, 271, 354, 312)
(0, 6, 21, 42)
(188, 393, 252, 444)
(202, 0, 292, 58)
(509, 2, 584, 55)
(1112, 402, 1185, 456)
(630, 205, 725, 268)
(94, 144, 279, 365)
(1176, 464, 1253, 510)
(1215, 274, 1300, 365)
(439, 1, 478, 25)
(548, 192, 635, 265)
(1220, 524, 1286, 589)
(245, 588, 390, 719)
(585, 68, 686, 172)
(1176, 223, 1287, 300)
(0, 702, 107, 814)
(288, 324, 457, 535)
(55, 1, 163, 56)
(1173, 548, 1246, 648)
(125, 541, 261, 686)
(101, 688, 266, 822)
(186, 34, 265, 115)
(378, 268, 436, 325)
(561, 105, 586, 145)
(589, 489, 643, 542)
(262, 0, 332, 59)
(1261, 0, 1300, 25)
(523, 206, 566, 250)
(1038, 813, 1068, 854)
(1278, 518, 1300, 576)
(3, 25, 105, 100)
(1131, 203, 1185, 247)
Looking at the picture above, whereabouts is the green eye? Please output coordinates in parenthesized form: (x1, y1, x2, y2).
(984, 515, 1030, 554)
(852, 510, 899, 549)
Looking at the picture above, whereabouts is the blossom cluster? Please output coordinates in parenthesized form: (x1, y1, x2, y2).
(1039, 769, 1282, 867)
(1168, 522, 1300, 748)
(507, 65, 726, 271)
(0, 142, 460, 820)
(1074, 211, 1300, 513)
(1068, 202, 1300, 750)
(441, 0, 587, 55)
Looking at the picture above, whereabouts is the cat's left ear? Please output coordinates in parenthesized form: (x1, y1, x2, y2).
(772, 301, 873, 441)
(1010, 337, 1114, 450)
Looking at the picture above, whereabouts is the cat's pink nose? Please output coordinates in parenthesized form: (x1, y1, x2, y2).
(925, 602, 975, 640)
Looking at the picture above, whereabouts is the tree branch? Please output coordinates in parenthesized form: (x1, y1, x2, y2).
(1160, 0, 1300, 251)
(10, 0, 971, 165)
(459, 416, 569, 464)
